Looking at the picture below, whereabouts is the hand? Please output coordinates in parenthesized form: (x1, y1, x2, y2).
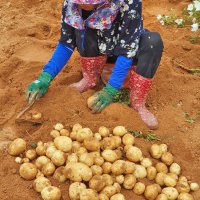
(88, 84, 118, 113)
(26, 72, 53, 103)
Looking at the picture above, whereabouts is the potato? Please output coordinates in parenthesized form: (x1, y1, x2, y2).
(42, 162, 56, 176)
(87, 95, 98, 108)
(65, 162, 93, 182)
(124, 145, 132, 153)
(36, 170, 44, 178)
(22, 158, 30, 163)
(122, 134, 135, 145)
(94, 133, 102, 141)
(156, 194, 168, 200)
(8, 138, 26, 156)
(94, 157, 104, 166)
(35, 156, 50, 170)
(46, 146, 57, 159)
(37, 141, 44, 146)
(113, 126, 127, 136)
(70, 131, 77, 140)
(161, 152, 174, 166)
(114, 149, 123, 160)
(44, 141, 55, 148)
(99, 194, 109, 200)
(102, 174, 114, 186)
(124, 161, 135, 174)
(69, 182, 87, 200)
(51, 150, 66, 166)
(15, 157, 22, 164)
(155, 173, 167, 186)
(177, 193, 194, 200)
(190, 182, 199, 191)
(155, 162, 168, 174)
(101, 150, 118, 162)
(110, 193, 125, 200)
(19, 163, 37, 180)
(144, 184, 159, 200)
(111, 160, 126, 175)
(84, 137, 100, 152)
(79, 153, 94, 167)
(126, 146, 143, 162)
(133, 182, 145, 195)
(116, 175, 124, 184)
(54, 123, 64, 131)
(101, 185, 117, 198)
(89, 175, 106, 192)
(80, 189, 99, 200)
(162, 187, 178, 200)
(102, 162, 112, 174)
(50, 130, 60, 138)
(147, 166, 157, 181)
(159, 144, 168, 154)
(72, 123, 83, 132)
(99, 126, 110, 137)
(164, 175, 177, 187)
(176, 180, 190, 193)
(33, 177, 51, 193)
(72, 141, 81, 153)
(25, 149, 37, 160)
(67, 153, 78, 163)
(76, 128, 93, 142)
(167, 173, 178, 181)
(141, 158, 153, 168)
(150, 144, 162, 159)
(32, 112, 42, 120)
(123, 174, 136, 190)
(41, 186, 61, 200)
(169, 163, 181, 175)
(101, 136, 121, 150)
(134, 165, 147, 179)
(54, 136, 72, 153)
(60, 129, 69, 136)
(53, 166, 67, 183)
(36, 145, 46, 156)
(113, 182, 121, 193)
(91, 165, 103, 175)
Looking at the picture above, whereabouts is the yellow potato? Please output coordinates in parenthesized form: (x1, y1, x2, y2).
(19, 163, 37, 180)
(41, 186, 61, 200)
(8, 138, 26, 156)
(33, 177, 51, 193)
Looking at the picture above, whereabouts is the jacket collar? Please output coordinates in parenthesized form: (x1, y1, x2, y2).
(64, 0, 124, 30)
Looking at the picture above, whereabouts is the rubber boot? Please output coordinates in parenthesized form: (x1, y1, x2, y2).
(129, 69, 158, 129)
(70, 56, 107, 92)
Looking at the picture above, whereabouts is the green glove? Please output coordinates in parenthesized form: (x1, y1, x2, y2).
(89, 84, 119, 113)
(26, 72, 53, 103)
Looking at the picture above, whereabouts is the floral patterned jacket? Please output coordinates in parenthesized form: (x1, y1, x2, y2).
(59, 0, 144, 58)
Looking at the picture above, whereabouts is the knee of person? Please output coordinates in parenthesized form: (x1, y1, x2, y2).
(148, 32, 164, 49)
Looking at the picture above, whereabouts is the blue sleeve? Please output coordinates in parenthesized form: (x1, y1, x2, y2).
(43, 42, 74, 78)
(108, 56, 133, 89)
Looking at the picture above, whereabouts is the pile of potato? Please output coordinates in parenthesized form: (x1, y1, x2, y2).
(8, 123, 199, 200)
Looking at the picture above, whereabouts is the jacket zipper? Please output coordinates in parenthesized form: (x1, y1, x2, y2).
(81, 28, 87, 51)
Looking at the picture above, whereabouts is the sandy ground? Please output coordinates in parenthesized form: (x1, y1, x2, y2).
(0, 0, 200, 199)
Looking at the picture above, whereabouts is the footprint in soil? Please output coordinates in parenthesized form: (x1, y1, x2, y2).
(0, 127, 16, 151)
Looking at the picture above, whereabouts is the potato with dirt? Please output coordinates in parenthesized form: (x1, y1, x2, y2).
(84, 137, 100, 151)
(53, 166, 67, 182)
(8, 138, 26, 156)
(126, 146, 143, 162)
(41, 186, 62, 200)
(110, 193, 125, 200)
(144, 184, 160, 200)
(54, 136, 72, 152)
(65, 162, 93, 182)
(111, 160, 126, 175)
(133, 182, 146, 195)
(89, 175, 106, 192)
(69, 182, 87, 200)
(33, 177, 51, 193)
(19, 163, 38, 180)
(79, 189, 99, 200)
